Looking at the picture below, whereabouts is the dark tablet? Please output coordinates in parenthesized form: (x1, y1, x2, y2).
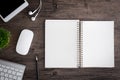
(0, 0, 29, 22)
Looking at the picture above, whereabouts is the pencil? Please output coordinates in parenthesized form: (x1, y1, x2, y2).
(35, 56, 39, 80)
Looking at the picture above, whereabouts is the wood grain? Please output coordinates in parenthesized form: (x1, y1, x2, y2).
(0, 0, 120, 80)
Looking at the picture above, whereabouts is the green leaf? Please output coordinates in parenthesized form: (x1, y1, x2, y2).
(0, 28, 11, 49)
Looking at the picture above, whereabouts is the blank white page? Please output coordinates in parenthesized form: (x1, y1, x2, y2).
(82, 21, 114, 67)
(45, 20, 79, 68)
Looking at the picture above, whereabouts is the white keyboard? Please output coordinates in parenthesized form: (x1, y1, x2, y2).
(0, 59, 26, 80)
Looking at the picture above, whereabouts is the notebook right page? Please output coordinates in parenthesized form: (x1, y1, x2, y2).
(82, 21, 114, 67)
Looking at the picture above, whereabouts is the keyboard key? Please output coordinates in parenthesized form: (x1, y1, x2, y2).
(12, 71, 16, 75)
(8, 74, 13, 78)
(13, 76, 17, 79)
(0, 67, 3, 71)
(6, 66, 10, 69)
(5, 73, 8, 77)
(18, 77, 22, 80)
(0, 76, 4, 80)
(15, 69, 19, 71)
(11, 67, 14, 70)
(17, 72, 22, 76)
(8, 70, 12, 74)
(2, 65, 5, 68)
(5, 77, 8, 80)
(3, 69, 7, 72)
(0, 72, 2, 76)
(19, 69, 24, 73)
(0, 72, 4, 76)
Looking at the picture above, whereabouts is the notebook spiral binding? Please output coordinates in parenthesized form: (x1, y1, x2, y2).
(77, 21, 83, 67)
(77, 21, 81, 67)
(80, 21, 83, 67)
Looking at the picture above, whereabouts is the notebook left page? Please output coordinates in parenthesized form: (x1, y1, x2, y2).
(45, 20, 79, 68)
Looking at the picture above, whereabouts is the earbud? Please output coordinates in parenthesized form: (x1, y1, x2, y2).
(28, 11, 33, 15)
(31, 17, 36, 21)
(28, 9, 38, 15)
(28, 0, 42, 21)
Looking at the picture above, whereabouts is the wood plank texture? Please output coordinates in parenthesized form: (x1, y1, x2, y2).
(0, 0, 120, 80)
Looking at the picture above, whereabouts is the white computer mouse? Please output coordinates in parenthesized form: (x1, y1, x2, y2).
(16, 29, 34, 55)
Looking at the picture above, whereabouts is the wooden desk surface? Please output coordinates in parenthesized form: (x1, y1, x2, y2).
(0, 0, 120, 80)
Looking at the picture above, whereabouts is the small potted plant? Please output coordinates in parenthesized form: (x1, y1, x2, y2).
(0, 28, 11, 50)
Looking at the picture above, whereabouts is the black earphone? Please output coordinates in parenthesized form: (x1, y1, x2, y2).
(28, 0, 42, 21)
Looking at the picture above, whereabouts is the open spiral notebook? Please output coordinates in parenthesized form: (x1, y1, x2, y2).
(45, 20, 114, 68)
